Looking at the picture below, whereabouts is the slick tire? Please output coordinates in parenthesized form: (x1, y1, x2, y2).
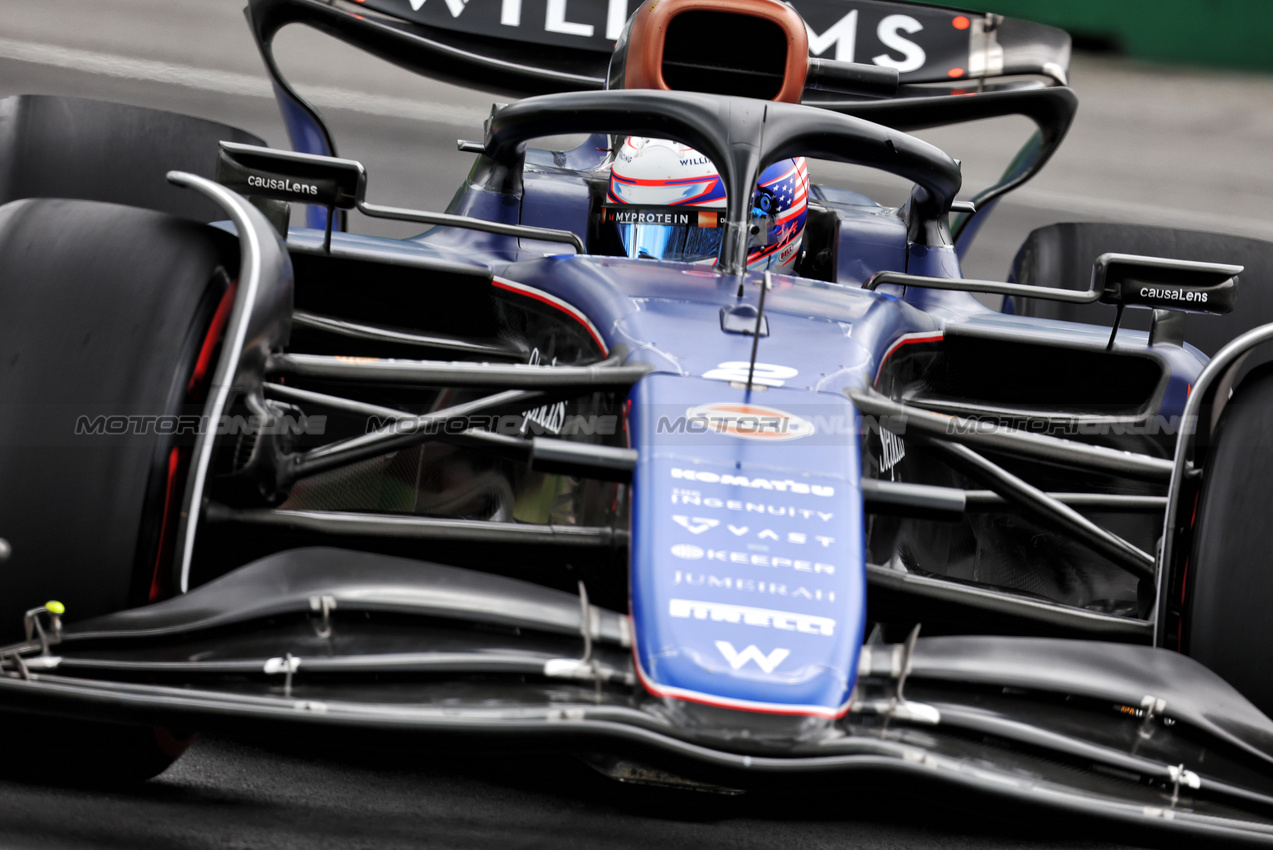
(1185, 367, 1273, 717)
(1009, 222, 1273, 361)
(0, 94, 264, 221)
(0, 197, 235, 632)
(0, 719, 198, 785)
(0, 198, 233, 781)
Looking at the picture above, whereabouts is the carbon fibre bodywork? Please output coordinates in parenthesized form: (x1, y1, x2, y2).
(12, 547, 1273, 843)
(6, 0, 1273, 841)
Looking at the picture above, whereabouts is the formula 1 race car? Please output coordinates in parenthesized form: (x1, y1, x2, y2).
(4, 0, 1273, 841)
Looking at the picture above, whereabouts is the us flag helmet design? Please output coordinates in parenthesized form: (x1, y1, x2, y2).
(605, 137, 808, 273)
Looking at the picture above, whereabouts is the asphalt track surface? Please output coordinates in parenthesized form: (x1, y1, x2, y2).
(1, 2, 1272, 847)
(0, 734, 1191, 850)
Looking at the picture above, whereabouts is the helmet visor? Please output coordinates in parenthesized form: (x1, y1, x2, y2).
(603, 206, 725, 264)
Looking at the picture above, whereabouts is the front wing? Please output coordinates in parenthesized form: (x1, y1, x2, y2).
(5, 547, 1273, 843)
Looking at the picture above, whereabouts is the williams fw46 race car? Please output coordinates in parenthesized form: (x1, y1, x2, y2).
(5, 0, 1273, 840)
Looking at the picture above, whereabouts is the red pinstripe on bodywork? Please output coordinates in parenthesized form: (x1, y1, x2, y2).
(491, 276, 608, 355)
(632, 644, 853, 719)
(873, 331, 945, 385)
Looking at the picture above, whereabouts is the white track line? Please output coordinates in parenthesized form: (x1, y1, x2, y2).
(0, 36, 488, 127)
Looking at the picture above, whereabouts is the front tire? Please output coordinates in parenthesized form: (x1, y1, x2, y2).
(0, 198, 235, 782)
(0, 198, 235, 633)
(1185, 367, 1273, 716)
(0, 719, 198, 784)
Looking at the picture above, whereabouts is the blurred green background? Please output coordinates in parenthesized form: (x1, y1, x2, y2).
(921, 0, 1273, 72)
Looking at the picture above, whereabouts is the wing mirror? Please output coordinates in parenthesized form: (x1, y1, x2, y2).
(1095, 253, 1241, 316)
(216, 141, 367, 209)
(1094, 253, 1241, 348)
(215, 141, 367, 243)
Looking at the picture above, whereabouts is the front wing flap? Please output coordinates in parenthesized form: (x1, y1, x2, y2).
(4, 548, 1273, 842)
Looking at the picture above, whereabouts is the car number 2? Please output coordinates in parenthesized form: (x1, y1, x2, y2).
(702, 361, 798, 387)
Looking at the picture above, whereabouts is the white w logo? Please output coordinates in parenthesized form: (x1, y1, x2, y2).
(715, 641, 790, 674)
(408, 0, 469, 16)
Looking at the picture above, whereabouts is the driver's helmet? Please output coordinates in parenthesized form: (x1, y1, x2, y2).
(602, 137, 808, 273)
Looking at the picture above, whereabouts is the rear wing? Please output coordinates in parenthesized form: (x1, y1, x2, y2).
(248, 0, 1070, 101)
(246, 0, 1074, 242)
